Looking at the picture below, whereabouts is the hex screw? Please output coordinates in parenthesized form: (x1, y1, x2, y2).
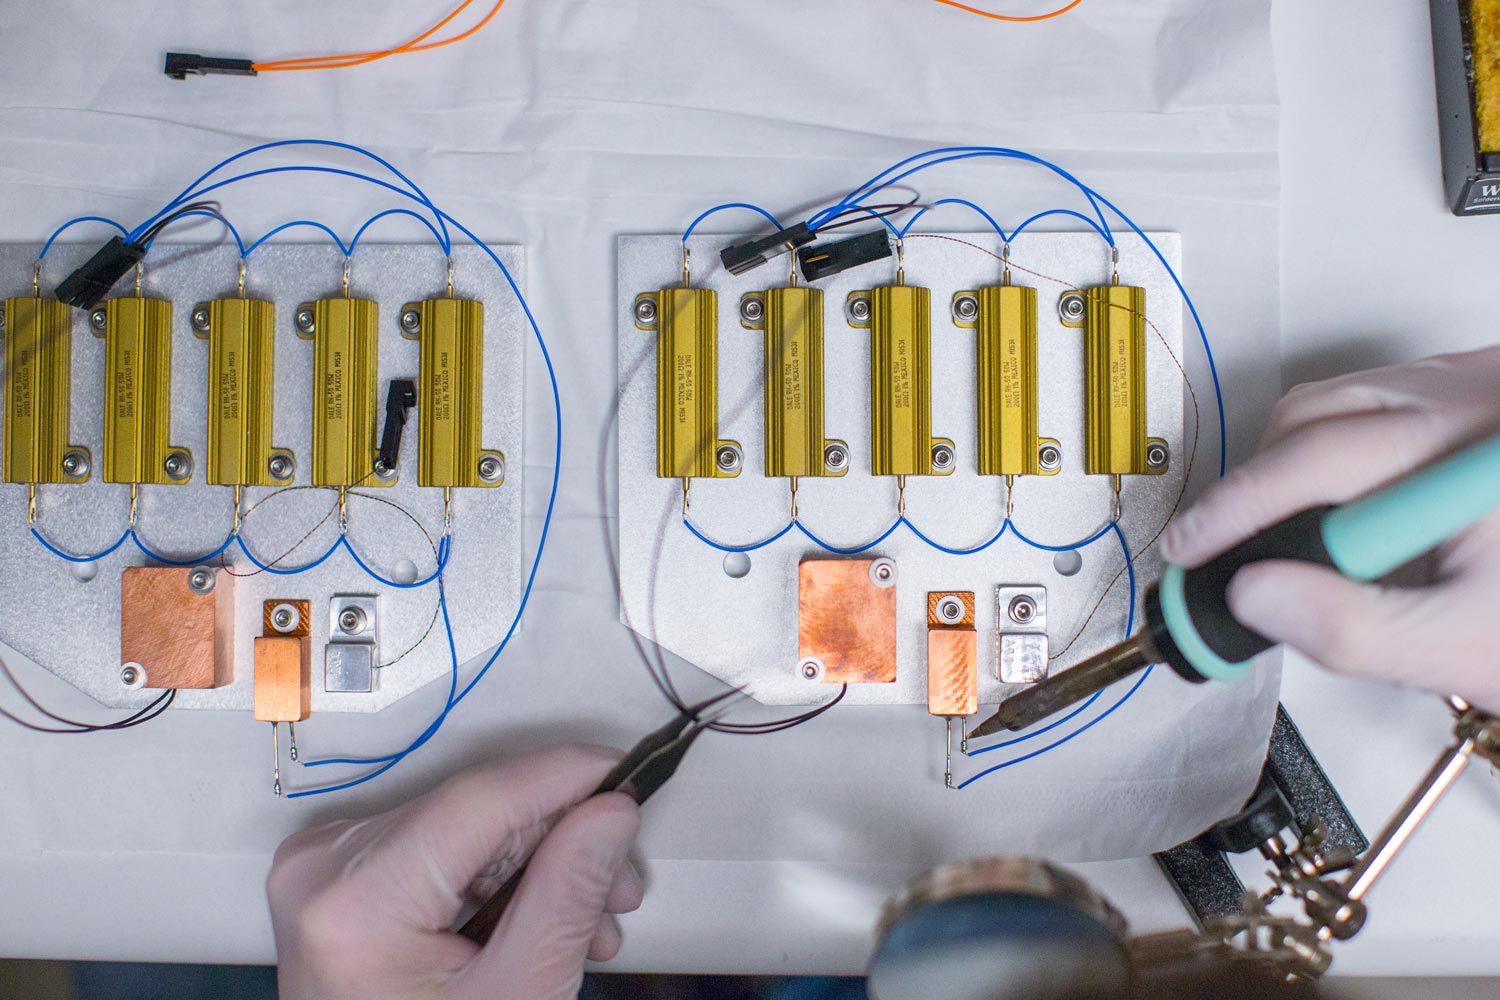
(869, 558, 896, 588)
(191, 306, 212, 333)
(715, 444, 742, 474)
(1058, 291, 1086, 325)
(338, 606, 368, 636)
(120, 663, 145, 688)
(1038, 444, 1062, 472)
(267, 453, 295, 481)
(739, 296, 765, 324)
(272, 606, 296, 632)
(634, 298, 657, 325)
(373, 458, 397, 481)
(186, 567, 215, 595)
(1008, 595, 1038, 625)
(1146, 443, 1169, 470)
(847, 296, 872, 323)
(163, 451, 192, 481)
(937, 596, 964, 624)
(800, 659, 822, 680)
(952, 294, 979, 323)
(477, 455, 505, 482)
(90, 308, 108, 332)
(294, 305, 316, 335)
(823, 443, 849, 473)
(931, 443, 955, 472)
(399, 307, 421, 335)
(61, 450, 90, 479)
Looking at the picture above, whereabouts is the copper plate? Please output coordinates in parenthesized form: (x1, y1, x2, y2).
(797, 559, 896, 684)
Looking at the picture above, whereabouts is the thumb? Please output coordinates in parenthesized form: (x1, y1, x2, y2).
(453, 793, 641, 1000)
(1227, 560, 1426, 686)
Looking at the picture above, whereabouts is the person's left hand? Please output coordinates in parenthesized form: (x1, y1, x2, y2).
(267, 745, 644, 1000)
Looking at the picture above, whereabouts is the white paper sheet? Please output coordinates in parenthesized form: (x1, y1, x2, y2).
(0, 0, 1279, 967)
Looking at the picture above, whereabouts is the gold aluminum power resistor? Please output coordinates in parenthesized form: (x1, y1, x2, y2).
(634, 286, 741, 508)
(2, 295, 91, 487)
(951, 284, 1060, 513)
(1062, 284, 1167, 517)
(739, 286, 847, 515)
(93, 297, 193, 485)
(193, 298, 295, 487)
(398, 297, 505, 489)
(846, 285, 954, 510)
(295, 297, 391, 488)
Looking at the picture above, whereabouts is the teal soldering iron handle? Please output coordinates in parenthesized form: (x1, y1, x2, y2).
(1145, 433, 1500, 685)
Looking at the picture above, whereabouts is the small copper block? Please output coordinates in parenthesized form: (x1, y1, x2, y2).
(254, 636, 311, 723)
(797, 559, 896, 684)
(927, 591, 977, 717)
(120, 566, 234, 689)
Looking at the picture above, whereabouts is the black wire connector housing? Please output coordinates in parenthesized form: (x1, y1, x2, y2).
(53, 236, 147, 310)
(796, 231, 892, 282)
(718, 222, 815, 276)
(377, 379, 418, 476)
(164, 53, 258, 80)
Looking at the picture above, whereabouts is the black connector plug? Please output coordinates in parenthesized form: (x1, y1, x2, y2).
(164, 53, 258, 80)
(796, 231, 892, 282)
(377, 379, 418, 477)
(719, 222, 815, 276)
(53, 237, 147, 310)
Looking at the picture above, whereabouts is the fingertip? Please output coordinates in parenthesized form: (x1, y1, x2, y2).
(588, 914, 623, 963)
(1224, 560, 1283, 634)
(606, 858, 646, 915)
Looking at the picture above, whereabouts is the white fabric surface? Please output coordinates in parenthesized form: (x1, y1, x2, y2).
(0, 0, 1281, 969)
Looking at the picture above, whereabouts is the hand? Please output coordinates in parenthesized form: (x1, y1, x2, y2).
(267, 746, 644, 1000)
(1162, 346, 1500, 714)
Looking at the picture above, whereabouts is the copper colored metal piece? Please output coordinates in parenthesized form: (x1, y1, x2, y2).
(253, 636, 311, 723)
(797, 559, 897, 684)
(262, 599, 312, 637)
(926, 592, 977, 717)
(120, 567, 235, 689)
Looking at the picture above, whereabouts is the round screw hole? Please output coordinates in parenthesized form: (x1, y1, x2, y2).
(1053, 550, 1083, 577)
(71, 560, 99, 583)
(723, 552, 751, 579)
(392, 559, 419, 585)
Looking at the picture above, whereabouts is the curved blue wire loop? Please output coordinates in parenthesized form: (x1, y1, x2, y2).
(38, 216, 130, 260)
(243, 220, 351, 258)
(30, 527, 131, 563)
(681, 203, 784, 243)
(141, 210, 248, 256)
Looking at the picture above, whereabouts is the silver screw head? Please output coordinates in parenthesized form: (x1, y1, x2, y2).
(267, 453, 295, 481)
(61, 450, 90, 479)
(715, 444, 742, 474)
(186, 566, 215, 595)
(1146, 443, 1169, 469)
(477, 455, 505, 482)
(373, 458, 398, 481)
(120, 662, 145, 689)
(800, 658, 823, 680)
(739, 295, 765, 324)
(191, 306, 212, 332)
(1058, 291, 1087, 324)
(869, 557, 897, 588)
(89, 308, 108, 332)
(823, 443, 849, 473)
(294, 305, 316, 334)
(930, 443, 955, 472)
(1038, 444, 1062, 472)
(271, 603, 300, 633)
(163, 451, 192, 481)
(1008, 595, 1038, 625)
(399, 307, 422, 334)
(634, 298, 657, 325)
(952, 294, 979, 322)
(338, 606, 368, 635)
(936, 596, 965, 624)
(846, 296, 872, 323)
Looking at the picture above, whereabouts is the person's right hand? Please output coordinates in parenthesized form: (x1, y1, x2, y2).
(1162, 346, 1500, 714)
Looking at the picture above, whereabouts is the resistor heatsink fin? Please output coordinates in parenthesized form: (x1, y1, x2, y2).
(3, 296, 90, 485)
(297, 298, 391, 488)
(195, 298, 294, 487)
(1076, 284, 1167, 478)
(96, 297, 193, 485)
(953, 285, 1059, 478)
(400, 298, 504, 488)
(636, 287, 741, 481)
(847, 286, 954, 478)
(740, 287, 847, 479)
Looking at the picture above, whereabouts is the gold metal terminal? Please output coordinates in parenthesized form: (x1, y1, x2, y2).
(195, 299, 294, 487)
(740, 288, 847, 482)
(847, 286, 954, 479)
(953, 285, 1059, 480)
(1079, 284, 1166, 481)
(96, 297, 192, 485)
(297, 298, 390, 488)
(3, 296, 90, 486)
(400, 298, 504, 489)
(636, 287, 741, 485)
